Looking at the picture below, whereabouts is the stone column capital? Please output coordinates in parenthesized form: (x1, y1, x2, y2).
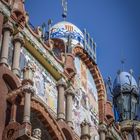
(13, 34, 24, 46)
(56, 78, 67, 88)
(22, 65, 35, 85)
(80, 119, 91, 127)
(2, 21, 13, 35)
(65, 86, 75, 98)
(22, 84, 35, 96)
(98, 124, 107, 134)
(80, 119, 91, 139)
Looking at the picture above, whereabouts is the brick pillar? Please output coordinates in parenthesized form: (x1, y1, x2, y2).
(10, 102, 17, 123)
(98, 124, 107, 140)
(80, 120, 91, 140)
(22, 66, 34, 124)
(56, 78, 67, 120)
(0, 22, 13, 66)
(12, 34, 24, 77)
(98, 90, 105, 123)
(65, 86, 75, 128)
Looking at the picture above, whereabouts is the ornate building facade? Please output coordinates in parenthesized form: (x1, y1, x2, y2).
(0, 0, 139, 140)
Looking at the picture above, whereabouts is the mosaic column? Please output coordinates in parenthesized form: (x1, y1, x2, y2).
(65, 86, 75, 128)
(80, 120, 91, 140)
(0, 22, 13, 66)
(12, 34, 24, 77)
(22, 66, 34, 124)
(56, 78, 67, 120)
(98, 124, 107, 140)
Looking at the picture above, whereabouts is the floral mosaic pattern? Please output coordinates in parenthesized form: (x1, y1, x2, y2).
(73, 57, 99, 139)
(19, 48, 58, 113)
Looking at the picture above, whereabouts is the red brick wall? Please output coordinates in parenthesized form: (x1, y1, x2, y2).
(0, 66, 20, 139)
(105, 101, 114, 119)
(0, 80, 8, 139)
(98, 91, 105, 123)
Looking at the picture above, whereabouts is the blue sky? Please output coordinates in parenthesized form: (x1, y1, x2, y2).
(25, 0, 140, 84)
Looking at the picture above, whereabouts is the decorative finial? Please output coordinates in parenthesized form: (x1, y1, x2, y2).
(61, 0, 67, 20)
(67, 34, 72, 46)
(117, 69, 121, 75)
(47, 19, 52, 40)
(106, 76, 113, 96)
(129, 69, 133, 87)
(129, 69, 133, 75)
(121, 58, 126, 71)
(41, 22, 47, 40)
(66, 34, 72, 53)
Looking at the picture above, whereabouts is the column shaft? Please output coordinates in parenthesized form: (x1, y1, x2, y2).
(23, 92, 31, 123)
(66, 95, 72, 122)
(80, 120, 90, 140)
(10, 103, 17, 122)
(57, 86, 65, 120)
(12, 41, 22, 76)
(65, 87, 75, 128)
(0, 30, 11, 66)
(99, 132, 106, 140)
(22, 66, 34, 124)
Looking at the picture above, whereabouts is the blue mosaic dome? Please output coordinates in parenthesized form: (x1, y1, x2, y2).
(113, 71, 139, 97)
(50, 21, 84, 47)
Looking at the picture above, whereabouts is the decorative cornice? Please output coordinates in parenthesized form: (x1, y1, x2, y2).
(22, 27, 63, 80)
(120, 120, 140, 133)
(0, 1, 11, 17)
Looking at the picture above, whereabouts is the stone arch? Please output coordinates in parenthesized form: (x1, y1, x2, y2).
(0, 66, 20, 88)
(57, 120, 76, 140)
(62, 128, 73, 140)
(3, 74, 19, 90)
(0, 66, 20, 140)
(20, 97, 66, 140)
(73, 46, 106, 123)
